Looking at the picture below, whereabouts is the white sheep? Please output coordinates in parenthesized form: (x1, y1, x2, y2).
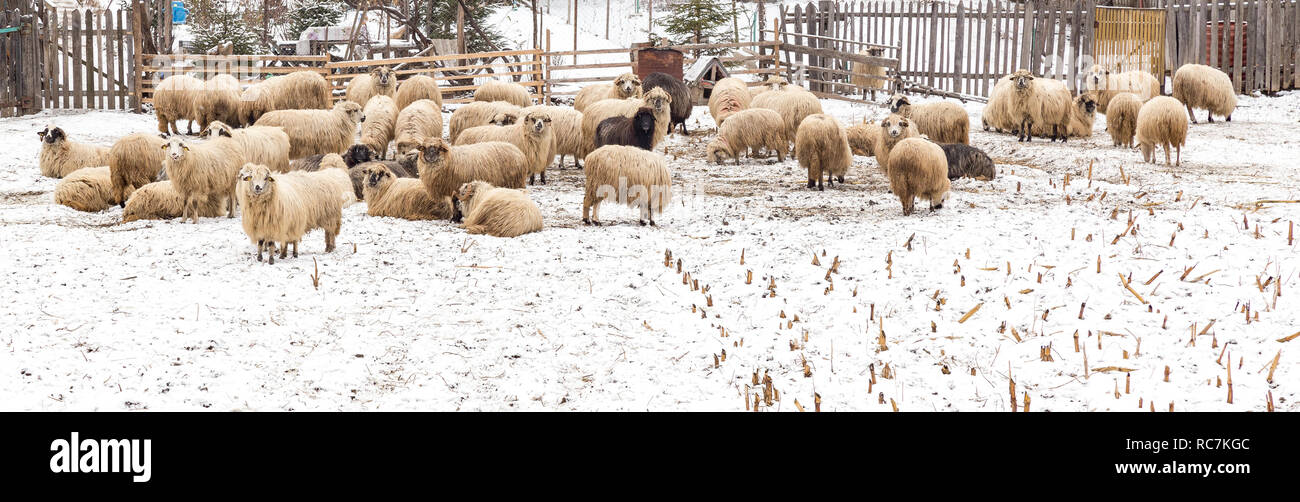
(1084, 65, 1161, 113)
(474, 79, 534, 108)
(38, 125, 109, 178)
(1172, 63, 1237, 124)
(254, 101, 364, 159)
(122, 180, 225, 222)
(361, 163, 452, 220)
(240, 70, 333, 124)
(237, 163, 346, 264)
(416, 138, 530, 222)
(108, 132, 168, 206)
(522, 105, 583, 168)
(1009, 70, 1071, 142)
(581, 145, 672, 226)
(346, 66, 398, 107)
(708, 77, 752, 126)
(395, 74, 444, 110)
(1105, 92, 1142, 148)
(360, 95, 399, 159)
(455, 110, 555, 185)
(394, 99, 446, 156)
(574, 73, 643, 112)
(1136, 96, 1189, 166)
(706, 108, 788, 164)
(456, 181, 543, 237)
(153, 74, 204, 135)
(448, 101, 521, 143)
(54, 166, 114, 213)
(201, 121, 292, 173)
(795, 114, 853, 190)
(888, 94, 970, 144)
(888, 137, 950, 216)
(161, 134, 244, 223)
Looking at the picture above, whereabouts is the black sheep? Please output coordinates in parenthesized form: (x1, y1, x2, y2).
(595, 108, 657, 151)
(939, 143, 996, 181)
(642, 72, 691, 135)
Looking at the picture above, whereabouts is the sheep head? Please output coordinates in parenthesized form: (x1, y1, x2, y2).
(1076, 94, 1098, 116)
(1012, 70, 1035, 91)
(888, 94, 911, 115)
(524, 111, 552, 136)
(40, 125, 65, 145)
(881, 114, 911, 139)
(364, 164, 394, 191)
(240, 163, 276, 198)
(615, 73, 642, 98)
(344, 144, 376, 167)
(1085, 65, 1110, 91)
(162, 136, 191, 162)
(419, 139, 451, 167)
(706, 136, 734, 165)
(455, 180, 490, 205)
(371, 66, 395, 87)
(490, 111, 520, 126)
(200, 121, 235, 139)
(644, 87, 672, 113)
(633, 108, 655, 135)
(335, 101, 364, 123)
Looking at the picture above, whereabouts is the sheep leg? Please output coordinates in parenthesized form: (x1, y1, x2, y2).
(451, 197, 464, 223)
(326, 231, 336, 253)
(256, 240, 264, 262)
(1176, 145, 1181, 167)
(293, 241, 300, 257)
(1206, 112, 1214, 123)
(1226, 114, 1232, 122)
(540, 172, 547, 185)
(1165, 143, 1172, 166)
(279, 243, 288, 260)
(529, 174, 536, 185)
(267, 245, 275, 265)
(1057, 125, 1066, 144)
(1186, 103, 1198, 124)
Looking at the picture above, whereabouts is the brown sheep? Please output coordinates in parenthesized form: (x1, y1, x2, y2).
(888, 138, 950, 216)
(845, 120, 881, 157)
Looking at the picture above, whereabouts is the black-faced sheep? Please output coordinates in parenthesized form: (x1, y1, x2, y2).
(198, 74, 243, 129)
(346, 66, 398, 107)
(395, 74, 444, 111)
(574, 73, 643, 112)
(845, 120, 880, 157)
(706, 108, 788, 164)
(888, 94, 970, 144)
(580, 87, 673, 156)
(1172, 63, 1237, 123)
(581, 145, 672, 226)
(1105, 92, 1142, 148)
(455, 110, 555, 185)
(122, 180, 225, 222)
(1084, 65, 1161, 113)
(642, 72, 692, 135)
(1009, 70, 1071, 142)
(161, 134, 244, 222)
(417, 138, 530, 222)
(153, 74, 204, 135)
(448, 101, 521, 144)
(876, 114, 920, 175)
(254, 101, 364, 159)
(981, 74, 1018, 133)
(888, 138, 951, 216)
(752, 86, 824, 153)
(360, 95, 399, 159)
(1031, 93, 1096, 138)
(201, 120, 292, 173)
(54, 166, 114, 212)
(38, 125, 109, 178)
(795, 114, 853, 190)
(474, 79, 533, 108)
(237, 163, 347, 264)
(456, 181, 543, 237)
(938, 143, 996, 180)
(708, 77, 751, 127)
(522, 105, 583, 168)
(1136, 96, 1189, 166)
(595, 107, 657, 152)
(240, 70, 333, 125)
(108, 133, 167, 206)
(362, 163, 451, 221)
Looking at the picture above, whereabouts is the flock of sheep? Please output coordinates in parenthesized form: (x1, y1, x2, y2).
(34, 58, 1241, 263)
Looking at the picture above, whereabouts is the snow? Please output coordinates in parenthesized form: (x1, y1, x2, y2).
(2, 83, 1298, 411)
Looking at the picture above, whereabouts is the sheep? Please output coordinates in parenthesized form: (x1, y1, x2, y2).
(1084, 65, 1161, 113)
(416, 138, 529, 222)
(240, 70, 332, 124)
(108, 133, 167, 207)
(360, 95, 399, 159)
(752, 86, 824, 152)
(38, 125, 109, 178)
(293, 144, 371, 172)
(361, 163, 451, 220)
(888, 94, 970, 144)
(888, 137, 950, 216)
(153, 74, 204, 135)
(236, 163, 346, 264)
(581, 145, 672, 226)
(709, 77, 752, 126)
(122, 181, 225, 222)
(455, 110, 555, 185)
(981, 75, 1019, 133)
(1105, 92, 1142, 148)
(845, 120, 880, 156)
(522, 105, 583, 168)
(850, 47, 889, 100)
(875, 113, 920, 175)
(1172, 63, 1237, 124)
(298, 152, 362, 204)
(161, 134, 244, 223)
(795, 114, 853, 190)
(1031, 93, 1097, 138)
(596, 107, 657, 152)
(388, 98, 446, 157)
(938, 143, 996, 181)
(574, 73, 643, 112)
(580, 87, 673, 156)
(395, 74, 444, 110)
(474, 79, 533, 108)
(197, 74, 243, 129)
(254, 101, 364, 159)
(346, 66, 398, 107)
(642, 72, 692, 134)
(1008, 70, 1071, 142)
(706, 108, 788, 164)
(200, 120, 292, 174)
(54, 166, 114, 212)
(448, 101, 520, 144)
(456, 181, 543, 237)
(1136, 96, 1189, 167)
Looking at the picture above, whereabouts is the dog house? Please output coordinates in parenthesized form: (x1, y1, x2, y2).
(682, 56, 730, 106)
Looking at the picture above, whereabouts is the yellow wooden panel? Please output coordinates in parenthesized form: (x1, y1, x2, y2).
(1093, 6, 1166, 81)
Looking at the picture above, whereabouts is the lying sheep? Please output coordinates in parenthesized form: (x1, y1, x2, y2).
(456, 181, 543, 237)
(981, 75, 1018, 133)
(108, 133, 167, 207)
(54, 166, 114, 212)
(346, 66, 397, 107)
(795, 114, 853, 190)
(1031, 93, 1096, 138)
(706, 108, 788, 164)
(456, 110, 555, 185)
(938, 143, 996, 180)
(1009, 70, 1071, 142)
(474, 79, 533, 108)
(1136, 96, 1189, 166)
(642, 72, 692, 134)
(162, 134, 244, 222)
(1084, 65, 1160, 113)
(153, 74, 204, 135)
(448, 101, 521, 143)
(38, 125, 109, 178)
(1172, 63, 1237, 123)
(198, 74, 243, 129)
(574, 73, 643, 112)
(122, 180, 225, 222)
(596, 108, 657, 152)
(360, 95, 399, 159)
(888, 138, 951, 216)
(1105, 92, 1142, 148)
(201, 121, 292, 174)
(581, 145, 672, 226)
(888, 94, 970, 144)
(523, 105, 583, 168)
(395, 74, 444, 110)
(850, 48, 889, 100)
(417, 138, 529, 222)
(708, 77, 752, 126)
(580, 87, 673, 156)
(240, 70, 332, 124)
(237, 163, 347, 264)
(752, 86, 824, 152)
(845, 120, 881, 156)
(254, 101, 364, 159)
(362, 163, 451, 220)
(876, 114, 919, 175)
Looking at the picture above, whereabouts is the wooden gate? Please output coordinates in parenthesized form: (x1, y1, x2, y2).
(1093, 7, 1167, 87)
(0, 7, 39, 117)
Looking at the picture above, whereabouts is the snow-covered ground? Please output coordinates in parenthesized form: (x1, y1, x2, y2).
(2, 87, 1297, 411)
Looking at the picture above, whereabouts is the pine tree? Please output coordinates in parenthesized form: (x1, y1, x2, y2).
(286, 0, 346, 41)
(658, 0, 735, 57)
(190, 7, 263, 55)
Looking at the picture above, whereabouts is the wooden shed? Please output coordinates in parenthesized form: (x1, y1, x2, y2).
(682, 56, 731, 106)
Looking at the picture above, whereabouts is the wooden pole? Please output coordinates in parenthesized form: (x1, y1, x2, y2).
(606, 0, 610, 40)
(457, 2, 466, 66)
(733, 0, 740, 43)
(573, 0, 578, 63)
(648, 0, 653, 39)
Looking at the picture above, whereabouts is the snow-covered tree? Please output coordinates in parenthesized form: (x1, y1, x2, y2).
(657, 0, 735, 57)
(286, 0, 346, 41)
(190, 7, 263, 55)
(423, 0, 506, 54)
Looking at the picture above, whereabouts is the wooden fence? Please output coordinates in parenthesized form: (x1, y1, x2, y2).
(322, 49, 545, 105)
(0, 6, 38, 117)
(136, 54, 331, 107)
(1165, 0, 1298, 93)
(542, 39, 781, 100)
(41, 7, 136, 110)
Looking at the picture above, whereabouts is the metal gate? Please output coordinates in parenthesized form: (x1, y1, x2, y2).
(0, 7, 39, 117)
(1093, 7, 1167, 84)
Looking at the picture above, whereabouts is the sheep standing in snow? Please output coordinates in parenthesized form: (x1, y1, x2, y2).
(1031, 93, 1096, 139)
(795, 114, 853, 190)
(362, 164, 452, 221)
(201, 121, 292, 173)
(153, 74, 204, 135)
(393, 99, 446, 156)
(706, 108, 788, 164)
(752, 86, 824, 154)
(875, 114, 919, 175)
(596, 108, 657, 152)
(237, 163, 347, 264)
(1172, 63, 1237, 123)
(642, 72, 692, 135)
(708, 77, 752, 126)
(850, 48, 889, 100)
(888, 138, 950, 216)
(1084, 65, 1160, 113)
(417, 139, 530, 222)
(522, 105, 583, 168)
(38, 125, 109, 179)
(888, 94, 970, 144)
(346, 66, 398, 107)
(448, 101, 520, 143)
(981, 75, 1018, 133)
(845, 120, 881, 157)
(360, 95, 399, 159)
(108, 133, 167, 206)
(581, 87, 673, 156)
(122, 180, 225, 222)
(1136, 96, 1189, 166)
(456, 181, 543, 237)
(1105, 92, 1142, 148)
(1009, 70, 1071, 142)
(239, 70, 332, 125)
(395, 74, 444, 110)
(574, 73, 643, 112)
(474, 79, 534, 108)
(938, 143, 996, 180)
(198, 74, 243, 129)
(161, 134, 244, 222)
(254, 101, 364, 159)
(455, 110, 555, 185)
(54, 166, 115, 212)
(581, 145, 672, 226)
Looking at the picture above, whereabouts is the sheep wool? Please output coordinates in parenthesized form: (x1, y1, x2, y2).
(581, 145, 672, 226)
(346, 67, 398, 107)
(237, 163, 345, 264)
(795, 114, 853, 190)
(522, 105, 583, 168)
(54, 166, 114, 213)
(1031, 93, 1096, 138)
(1136, 96, 1189, 167)
(888, 94, 970, 144)
(198, 74, 244, 129)
(394, 99, 447, 155)
(595, 108, 657, 152)
(448, 101, 521, 143)
(1172, 63, 1237, 123)
(108, 133, 168, 206)
(845, 120, 881, 157)
(708, 77, 752, 126)
(850, 48, 889, 100)
(939, 143, 996, 181)
(981, 75, 1019, 133)
(162, 134, 244, 223)
(642, 72, 692, 135)
(395, 74, 444, 110)
(1105, 92, 1142, 148)
(202, 121, 293, 173)
(457, 181, 543, 237)
(888, 138, 951, 216)
(153, 74, 204, 134)
(875, 113, 920, 175)
(474, 80, 533, 108)
(122, 181, 225, 222)
(455, 110, 555, 185)
(574, 73, 643, 112)
(580, 87, 673, 156)
(38, 126, 109, 179)
(362, 164, 452, 220)
(752, 87, 825, 151)
(707, 108, 788, 164)
(1009, 70, 1071, 142)
(254, 101, 364, 159)
(1084, 65, 1161, 113)
(240, 71, 332, 124)
(416, 139, 529, 222)
(360, 95, 399, 159)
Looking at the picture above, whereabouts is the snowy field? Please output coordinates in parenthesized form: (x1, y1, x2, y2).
(2, 88, 1297, 412)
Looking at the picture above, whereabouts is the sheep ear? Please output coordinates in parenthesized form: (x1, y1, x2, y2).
(218, 128, 232, 138)
(182, 145, 190, 151)
(37, 130, 46, 139)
